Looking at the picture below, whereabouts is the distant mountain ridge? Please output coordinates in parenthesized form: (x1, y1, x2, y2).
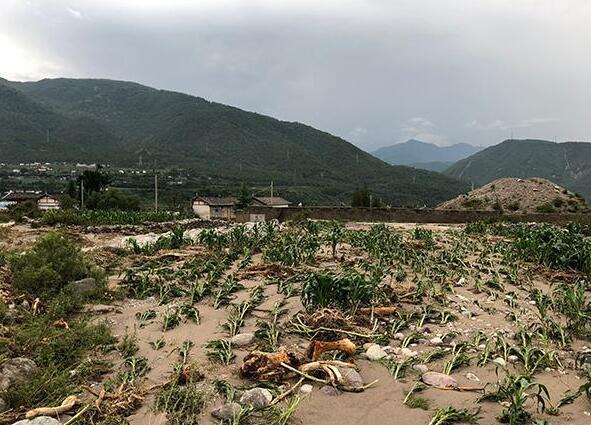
(372, 139, 481, 171)
(0, 77, 468, 206)
(444, 139, 591, 202)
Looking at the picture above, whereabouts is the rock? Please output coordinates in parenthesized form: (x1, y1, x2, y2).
(0, 358, 38, 391)
(66, 278, 99, 297)
(12, 417, 61, 425)
(465, 372, 480, 382)
(507, 355, 519, 364)
(365, 345, 387, 361)
(339, 367, 364, 388)
(400, 347, 417, 358)
(393, 333, 405, 341)
(57, 415, 73, 424)
(240, 388, 273, 409)
(382, 346, 397, 354)
(300, 384, 313, 394)
(231, 333, 255, 347)
(320, 385, 342, 396)
(363, 342, 377, 350)
(211, 402, 242, 420)
(86, 304, 116, 314)
(422, 372, 458, 389)
(21, 300, 30, 310)
(493, 357, 507, 368)
(413, 364, 429, 374)
(429, 337, 443, 346)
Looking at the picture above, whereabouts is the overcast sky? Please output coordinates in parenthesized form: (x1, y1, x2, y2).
(2, 0, 591, 150)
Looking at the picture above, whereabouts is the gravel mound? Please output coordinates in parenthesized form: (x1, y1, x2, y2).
(437, 177, 589, 213)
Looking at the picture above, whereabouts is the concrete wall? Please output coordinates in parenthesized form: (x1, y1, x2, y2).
(236, 206, 591, 225)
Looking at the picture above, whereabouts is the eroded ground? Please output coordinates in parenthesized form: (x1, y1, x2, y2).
(1, 220, 591, 425)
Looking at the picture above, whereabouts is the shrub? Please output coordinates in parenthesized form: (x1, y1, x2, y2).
(8, 200, 41, 221)
(86, 189, 142, 211)
(10, 232, 89, 297)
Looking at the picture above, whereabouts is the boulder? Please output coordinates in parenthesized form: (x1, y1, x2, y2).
(12, 417, 61, 425)
(66, 278, 99, 297)
(239, 388, 273, 409)
(320, 385, 342, 396)
(339, 367, 363, 388)
(230, 333, 255, 347)
(0, 358, 38, 391)
(211, 402, 242, 420)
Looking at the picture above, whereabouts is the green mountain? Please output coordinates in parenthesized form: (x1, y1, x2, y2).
(372, 139, 481, 169)
(0, 77, 468, 206)
(444, 139, 591, 202)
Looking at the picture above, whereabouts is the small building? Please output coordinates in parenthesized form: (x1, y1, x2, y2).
(250, 197, 291, 208)
(192, 196, 237, 220)
(1, 192, 61, 211)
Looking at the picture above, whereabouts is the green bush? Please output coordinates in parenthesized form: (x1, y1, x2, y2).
(8, 200, 41, 222)
(10, 232, 89, 297)
(86, 189, 141, 211)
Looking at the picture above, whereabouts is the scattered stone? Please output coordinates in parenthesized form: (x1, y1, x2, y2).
(300, 384, 313, 394)
(12, 417, 61, 425)
(240, 388, 273, 409)
(393, 333, 405, 341)
(339, 367, 363, 388)
(320, 385, 342, 396)
(382, 346, 396, 354)
(413, 364, 429, 374)
(363, 342, 377, 350)
(21, 300, 30, 310)
(231, 333, 255, 347)
(422, 372, 458, 389)
(0, 357, 38, 391)
(465, 372, 480, 382)
(493, 357, 507, 368)
(66, 278, 99, 297)
(211, 402, 242, 421)
(365, 345, 387, 361)
(400, 347, 417, 358)
(86, 304, 116, 314)
(507, 355, 519, 364)
(429, 337, 443, 346)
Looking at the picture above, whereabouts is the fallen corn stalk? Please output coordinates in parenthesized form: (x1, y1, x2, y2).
(306, 338, 357, 360)
(25, 395, 79, 419)
(281, 360, 377, 393)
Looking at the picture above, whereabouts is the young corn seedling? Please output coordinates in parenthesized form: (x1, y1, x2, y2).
(266, 394, 303, 425)
(150, 338, 166, 350)
(428, 406, 480, 425)
(403, 382, 429, 410)
(180, 304, 200, 324)
(442, 345, 470, 375)
(163, 307, 181, 331)
(135, 309, 157, 327)
(479, 373, 549, 425)
(206, 339, 235, 365)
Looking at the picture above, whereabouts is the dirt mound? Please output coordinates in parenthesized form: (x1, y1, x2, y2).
(437, 177, 589, 213)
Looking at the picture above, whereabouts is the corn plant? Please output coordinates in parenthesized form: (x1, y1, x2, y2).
(206, 339, 235, 365)
(428, 406, 480, 425)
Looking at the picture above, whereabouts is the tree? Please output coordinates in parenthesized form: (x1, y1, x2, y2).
(351, 187, 383, 208)
(351, 187, 371, 207)
(86, 189, 141, 211)
(77, 169, 111, 197)
(235, 183, 252, 210)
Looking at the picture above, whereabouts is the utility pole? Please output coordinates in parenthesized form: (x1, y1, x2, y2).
(80, 179, 84, 210)
(154, 172, 158, 212)
(270, 181, 274, 198)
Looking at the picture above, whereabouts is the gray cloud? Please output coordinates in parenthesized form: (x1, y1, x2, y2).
(1, 0, 591, 150)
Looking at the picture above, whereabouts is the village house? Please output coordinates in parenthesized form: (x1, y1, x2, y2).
(192, 196, 237, 220)
(250, 196, 291, 208)
(1, 192, 61, 211)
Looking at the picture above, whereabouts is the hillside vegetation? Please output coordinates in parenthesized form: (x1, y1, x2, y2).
(0, 77, 468, 206)
(444, 139, 591, 202)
